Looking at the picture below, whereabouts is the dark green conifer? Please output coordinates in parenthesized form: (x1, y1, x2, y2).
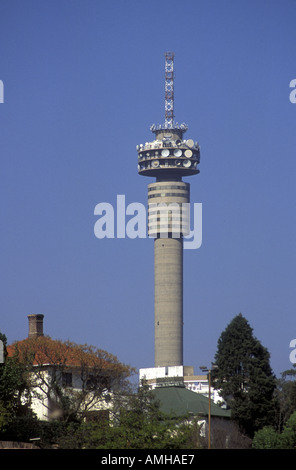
(213, 313, 278, 437)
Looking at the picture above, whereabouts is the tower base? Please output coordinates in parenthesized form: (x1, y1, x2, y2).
(139, 366, 222, 402)
(139, 365, 195, 388)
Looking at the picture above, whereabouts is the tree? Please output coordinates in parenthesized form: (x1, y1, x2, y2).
(212, 313, 278, 437)
(209, 419, 252, 449)
(253, 411, 296, 449)
(279, 411, 296, 448)
(0, 331, 39, 442)
(0, 333, 34, 421)
(252, 426, 281, 449)
(79, 382, 198, 449)
(274, 368, 296, 430)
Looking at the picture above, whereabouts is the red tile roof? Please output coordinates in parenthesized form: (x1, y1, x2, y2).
(7, 336, 132, 376)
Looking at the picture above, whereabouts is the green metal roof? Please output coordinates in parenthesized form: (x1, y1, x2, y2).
(152, 386, 231, 418)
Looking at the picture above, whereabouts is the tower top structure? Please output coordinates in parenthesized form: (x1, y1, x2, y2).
(137, 52, 200, 178)
(150, 51, 188, 135)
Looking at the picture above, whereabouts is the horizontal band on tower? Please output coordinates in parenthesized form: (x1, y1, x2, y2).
(148, 192, 188, 199)
(148, 184, 190, 192)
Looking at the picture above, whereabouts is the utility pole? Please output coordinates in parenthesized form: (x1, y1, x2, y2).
(0, 340, 4, 364)
(200, 365, 218, 449)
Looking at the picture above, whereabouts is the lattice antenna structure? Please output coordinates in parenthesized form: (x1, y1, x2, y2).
(150, 52, 188, 134)
(164, 52, 175, 129)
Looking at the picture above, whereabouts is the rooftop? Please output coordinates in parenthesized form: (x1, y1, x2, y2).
(152, 386, 231, 419)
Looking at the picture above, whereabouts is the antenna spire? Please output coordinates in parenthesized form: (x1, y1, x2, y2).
(150, 52, 188, 134)
(164, 51, 175, 129)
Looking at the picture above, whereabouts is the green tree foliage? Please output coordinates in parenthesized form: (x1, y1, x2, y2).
(3, 382, 198, 449)
(279, 411, 296, 448)
(252, 426, 281, 449)
(82, 383, 197, 449)
(212, 313, 278, 437)
(42, 382, 199, 449)
(253, 411, 296, 449)
(274, 368, 296, 430)
(0, 333, 34, 427)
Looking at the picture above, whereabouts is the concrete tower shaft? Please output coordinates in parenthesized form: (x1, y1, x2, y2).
(148, 179, 189, 367)
(154, 237, 183, 366)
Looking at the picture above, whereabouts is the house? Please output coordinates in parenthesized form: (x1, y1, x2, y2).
(7, 314, 132, 421)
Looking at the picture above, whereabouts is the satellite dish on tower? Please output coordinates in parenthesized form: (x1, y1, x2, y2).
(161, 149, 170, 157)
(184, 149, 193, 158)
(183, 160, 191, 168)
(174, 149, 182, 157)
(186, 139, 194, 148)
(152, 160, 160, 168)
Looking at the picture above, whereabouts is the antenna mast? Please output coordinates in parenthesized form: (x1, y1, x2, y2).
(164, 51, 175, 129)
(150, 52, 188, 134)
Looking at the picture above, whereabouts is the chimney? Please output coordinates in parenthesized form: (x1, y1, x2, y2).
(28, 314, 44, 338)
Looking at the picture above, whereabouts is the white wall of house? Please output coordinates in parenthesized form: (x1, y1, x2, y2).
(29, 366, 112, 421)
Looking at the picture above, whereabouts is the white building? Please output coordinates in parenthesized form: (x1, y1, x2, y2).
(7, 315, 130, 421)
(139, 365, 223, 404)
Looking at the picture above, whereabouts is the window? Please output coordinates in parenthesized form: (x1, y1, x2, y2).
(62, 372, 72, 387)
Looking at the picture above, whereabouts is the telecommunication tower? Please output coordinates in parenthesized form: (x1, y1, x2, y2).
(137, 52, 200, 380)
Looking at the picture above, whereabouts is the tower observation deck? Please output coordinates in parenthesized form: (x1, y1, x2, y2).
(137, 52, 200, 375)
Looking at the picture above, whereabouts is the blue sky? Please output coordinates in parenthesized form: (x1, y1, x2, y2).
(0, 0, 295, 379)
